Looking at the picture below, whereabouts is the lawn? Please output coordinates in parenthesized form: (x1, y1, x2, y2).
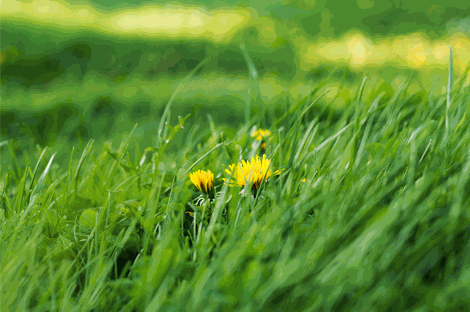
(1, 49, 470, 310)
(2, 1, 470, 311)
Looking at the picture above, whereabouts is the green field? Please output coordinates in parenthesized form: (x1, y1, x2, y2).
(2, 56, 470, 310)
(2, 1, 470, 311)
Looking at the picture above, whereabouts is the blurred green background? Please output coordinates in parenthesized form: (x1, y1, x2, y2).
(1, 0, 470, 168)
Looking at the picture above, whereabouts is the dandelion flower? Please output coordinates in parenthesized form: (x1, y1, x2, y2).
(252, 128, 271, 151)
(223, 154, 281, 190)
(251, 129, 271, 141)
(190, 169, 214, 195)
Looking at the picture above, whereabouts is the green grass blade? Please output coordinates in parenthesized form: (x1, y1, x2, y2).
(31, 152, 56, 199)
(446, 45, 453, 140)
(74, 140, 94, 194)
(240, 43, 260, 125)
(157, 56, 213, 147)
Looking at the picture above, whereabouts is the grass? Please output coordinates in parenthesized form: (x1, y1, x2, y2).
(1, 53, 470, 311)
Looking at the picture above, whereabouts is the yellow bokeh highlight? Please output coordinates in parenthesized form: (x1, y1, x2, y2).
(2, 0, 22, 11)
(347, 35, 374, 66)
(305, 33, 375, 68)
(1, 0, 251, 42)
(326, 86, 339, 99)
(407, 43, 426, 66)
(302, 32, 470, 75)
(2, 0, 103, 26)
(33, 0, 64, 15)
(108, 8, 249, 41)
(251, 16, 278, 46)
(432, 45, 449, 60)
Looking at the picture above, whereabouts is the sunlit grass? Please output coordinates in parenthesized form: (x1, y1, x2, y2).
(2, 65, 470, 310)
(2, 8, 470, 310)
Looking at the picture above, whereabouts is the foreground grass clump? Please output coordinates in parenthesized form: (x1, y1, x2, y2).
(1, 74, 470, 311)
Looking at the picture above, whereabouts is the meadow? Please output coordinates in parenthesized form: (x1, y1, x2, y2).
(2, 51, 470, 310)
(2, 1, 470, 311)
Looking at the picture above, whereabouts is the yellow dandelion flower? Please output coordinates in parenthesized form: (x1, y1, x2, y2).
(251, 129, 271, 141)
(190, 169, 214, 194)
(223, 155, 281, 190)
(302, 178, 306, 182)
